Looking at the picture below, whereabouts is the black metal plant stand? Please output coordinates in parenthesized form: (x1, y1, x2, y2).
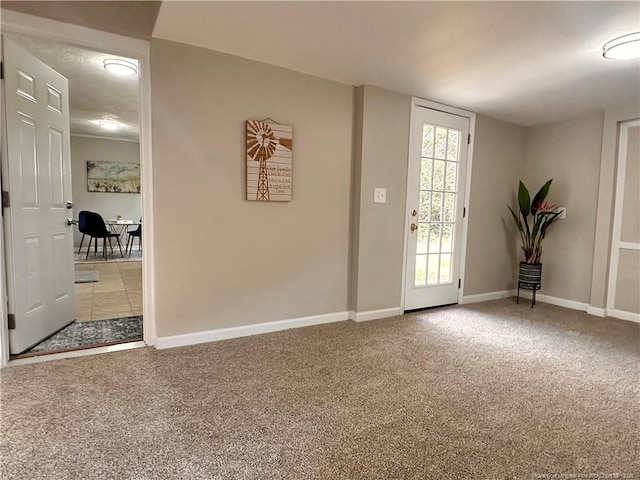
(516, 262, 542, 308)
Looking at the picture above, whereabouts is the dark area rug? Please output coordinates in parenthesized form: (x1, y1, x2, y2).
(26, 316, 142, 354)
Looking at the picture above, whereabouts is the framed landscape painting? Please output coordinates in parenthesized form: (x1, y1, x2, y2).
(87, 161, 140, 194)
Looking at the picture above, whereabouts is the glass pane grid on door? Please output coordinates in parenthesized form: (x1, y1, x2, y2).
(415, 123, 461, 287)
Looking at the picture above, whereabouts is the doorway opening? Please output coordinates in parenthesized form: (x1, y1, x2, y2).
(1, 32, 147, 360)
(606, 118, 640, 320)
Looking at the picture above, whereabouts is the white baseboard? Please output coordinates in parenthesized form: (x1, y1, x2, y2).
(155, 311, 349, 350)
(155, 299, 639, 352)
(454, 289, 640, 325)
(587, 306, 607, 317)
(460, 289, 589, 312)
(606, 309, 640, 323)
(513, 292, 640, 323)
(514, 290, 589, 312)
(350, 307, 403, 323)
(460, 290, 512, 305)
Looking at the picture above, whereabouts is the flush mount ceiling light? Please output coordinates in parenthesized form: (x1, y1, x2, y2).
(103, 58, 138, 76)
(603, 32, 640, 60)
(97, 120, 121, 131)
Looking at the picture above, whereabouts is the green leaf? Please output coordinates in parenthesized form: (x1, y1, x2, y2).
(518, 181, 531, 217)
(531, 179, 553, 213)
(507, 206, 527, 247)
(531, 216, 541, 241)
(507, 206, 522, 232)
(539, 211, 562, 239)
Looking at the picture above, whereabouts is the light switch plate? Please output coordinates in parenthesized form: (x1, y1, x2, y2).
(559, 207, 566, 219)
(374, 187, 387, 204)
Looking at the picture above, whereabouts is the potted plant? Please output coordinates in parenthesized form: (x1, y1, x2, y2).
(507, 179, 562, 307)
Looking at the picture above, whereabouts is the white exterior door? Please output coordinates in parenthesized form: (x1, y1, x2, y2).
(2, 38, 74, 354)
(404, 107, 469, 310)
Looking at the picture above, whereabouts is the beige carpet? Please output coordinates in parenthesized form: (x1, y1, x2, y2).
(0, 299, 638, 479)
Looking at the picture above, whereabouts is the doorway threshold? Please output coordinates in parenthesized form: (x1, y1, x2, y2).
(7, 340, 146, 367)
(404, 302, 458, 314)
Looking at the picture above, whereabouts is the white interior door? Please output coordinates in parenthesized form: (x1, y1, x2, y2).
(404, 107, 469, 310)
(2, 37, 74, 354)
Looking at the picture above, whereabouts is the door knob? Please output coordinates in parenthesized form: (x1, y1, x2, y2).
(410, 223, 418, 232)
(67, 218, 77, 226)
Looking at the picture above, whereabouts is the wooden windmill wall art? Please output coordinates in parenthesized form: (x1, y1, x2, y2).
(246, 119, 293, 201)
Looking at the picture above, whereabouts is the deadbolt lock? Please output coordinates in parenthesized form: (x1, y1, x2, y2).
(411, 209, 417, 217)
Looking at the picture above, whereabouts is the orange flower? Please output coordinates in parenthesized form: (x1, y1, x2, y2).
(534, 201, 558, 214)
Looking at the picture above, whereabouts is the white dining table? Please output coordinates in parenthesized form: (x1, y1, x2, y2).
(106, 219, 141, 239)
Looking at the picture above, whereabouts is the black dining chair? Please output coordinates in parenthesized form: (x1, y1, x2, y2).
(126, 223, 142, 257)
(77, 210, 91, 255)
(77, 210, 124, 260)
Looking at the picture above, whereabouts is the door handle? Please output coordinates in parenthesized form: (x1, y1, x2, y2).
(67, 218, 77, 226)
(66, 200, 73, 209)
(410, 223, 418, 232)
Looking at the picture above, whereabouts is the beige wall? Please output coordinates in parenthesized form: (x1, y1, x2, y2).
(71, 136, 141, 246)
(149, 39, 632, 338)
(350, 86, 411, 312)
(2, 2, 161, 39)
(523, 113, 604, 304)
(464, 115, 526, 295)
(350, 92, 529, 310)
(151, 39, 354, 336)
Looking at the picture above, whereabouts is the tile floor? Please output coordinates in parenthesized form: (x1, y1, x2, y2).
(74, 261, 142, 321)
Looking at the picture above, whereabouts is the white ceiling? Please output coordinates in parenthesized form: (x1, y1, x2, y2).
(153, 1, 640, 126)
(8, 34, 140, 141)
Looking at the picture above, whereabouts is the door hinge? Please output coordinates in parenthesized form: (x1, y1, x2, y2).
(467, 133, 471, 144)
(2, 191, 9, 209)
(463, 207, 466, 218)
(0, 62, 3, 80)
(458, 279, 461, 289)
(7, 313, 15, 330)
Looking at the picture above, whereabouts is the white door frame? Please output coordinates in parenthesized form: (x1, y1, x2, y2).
(0, 10, 156, 366)
(400, 97, 476, 311)
(605, 118, 640, 323)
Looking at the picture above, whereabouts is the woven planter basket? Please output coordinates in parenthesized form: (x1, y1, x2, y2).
(517, 262, 542, 307)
